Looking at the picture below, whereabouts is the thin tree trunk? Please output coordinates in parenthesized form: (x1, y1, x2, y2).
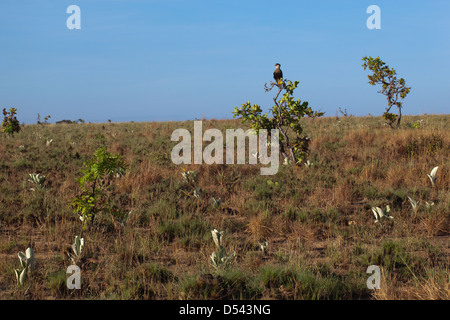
(396, 104, 402, 128)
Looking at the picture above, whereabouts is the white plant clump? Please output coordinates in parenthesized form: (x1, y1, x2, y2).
(427, 166, 438, 187)
(193, 187, 201, 198)
(15, 247, 35, 287)
(209, 229, 236, 271)
(425, 201, 435, 209)
(211, 229, 224, 248)
(304, 160, 313, 167)
(258, 241, 268, 254)
(182, 169, 198, 183)
(28, 173, 46, 190)
(407, 196, 419, 216)
(210, 197, 222, 209)
(69, 236, 85, 264)
(371, 205, 393, 223)
(72, 236, 84, 257)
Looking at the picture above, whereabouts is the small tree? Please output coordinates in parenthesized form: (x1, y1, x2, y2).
(233, 79, 323, 165)
(2, 108, 21, 136)
(72, 147, 128, 227)
(362, 56, 411, 128)
(36, 113, 51, 125)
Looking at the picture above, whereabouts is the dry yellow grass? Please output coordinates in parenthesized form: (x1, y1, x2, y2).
(0, 115, 448, 299)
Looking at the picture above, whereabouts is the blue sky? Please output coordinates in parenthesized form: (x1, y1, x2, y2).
(0, 0, 449, 123)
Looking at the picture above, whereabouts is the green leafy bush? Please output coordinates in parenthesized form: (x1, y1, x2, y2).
(2, 108, 21, 136)
(233, 80, 323, 164)
(72, 147, 128, 227)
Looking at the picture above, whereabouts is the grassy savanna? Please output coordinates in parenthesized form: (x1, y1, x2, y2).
(0, 114, 448, 300)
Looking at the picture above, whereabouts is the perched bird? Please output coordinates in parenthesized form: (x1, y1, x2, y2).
(273, 63, 283, 88)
